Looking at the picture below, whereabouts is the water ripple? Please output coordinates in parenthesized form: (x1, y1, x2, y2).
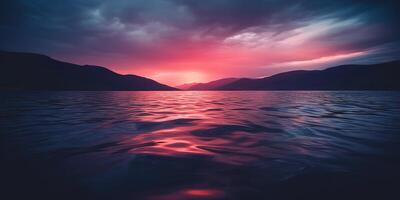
(2, 91, 400, 199)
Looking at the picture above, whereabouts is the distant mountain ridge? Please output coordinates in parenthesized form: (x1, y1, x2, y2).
(219, 61, 400, 90)
(0, 51, 177, 91)
(189, 78, 239, 90)
(178, 78, 239, 90)
(1, 51, 399, 91)
(181, 61, 400, 90)
(175, 82, 201, 90)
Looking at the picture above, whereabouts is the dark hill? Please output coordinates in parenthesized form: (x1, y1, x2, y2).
(0, 51, 177, 90)
(186, 78, 239, 90)
(219, 61, 400, 90)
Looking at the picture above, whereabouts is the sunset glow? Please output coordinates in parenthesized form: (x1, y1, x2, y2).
(1, 0, 399, 85)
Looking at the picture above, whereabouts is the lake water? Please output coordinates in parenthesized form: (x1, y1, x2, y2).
(1, 91, 400, 200)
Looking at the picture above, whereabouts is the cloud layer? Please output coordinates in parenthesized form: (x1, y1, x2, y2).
(1, 0, 400, 85)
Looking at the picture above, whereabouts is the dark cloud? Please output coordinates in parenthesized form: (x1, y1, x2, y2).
(1, 0, 398, 50)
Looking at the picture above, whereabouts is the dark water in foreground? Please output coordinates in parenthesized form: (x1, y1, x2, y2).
(1, 91, 400, 200)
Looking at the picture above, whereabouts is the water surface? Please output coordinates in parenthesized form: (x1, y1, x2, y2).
(1, 91, 400, 200)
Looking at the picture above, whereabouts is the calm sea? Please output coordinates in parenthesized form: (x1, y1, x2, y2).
(1, 91, 400, 200)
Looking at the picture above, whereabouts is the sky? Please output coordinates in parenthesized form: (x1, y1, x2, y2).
(1, 0, 400, 85)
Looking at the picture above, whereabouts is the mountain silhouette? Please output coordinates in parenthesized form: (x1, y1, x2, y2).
(0, 51, 177, 91)
(179, 78, 239, 90)
(175, 82, 201, 90)
(2, 51, 399, 91)
(183, 61, 399, 90)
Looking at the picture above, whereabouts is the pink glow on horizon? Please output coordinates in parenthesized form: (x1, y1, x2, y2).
(58, 17, 376, 86)
(113, 48, 370, 86)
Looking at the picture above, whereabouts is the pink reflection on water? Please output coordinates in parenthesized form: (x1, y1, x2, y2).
(128, 128, 214, 156)
(125, 126, 216, 156)
(123, 124, 272, 165)
(111, 91, 319, 165)
(147, 188, 225, 200)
